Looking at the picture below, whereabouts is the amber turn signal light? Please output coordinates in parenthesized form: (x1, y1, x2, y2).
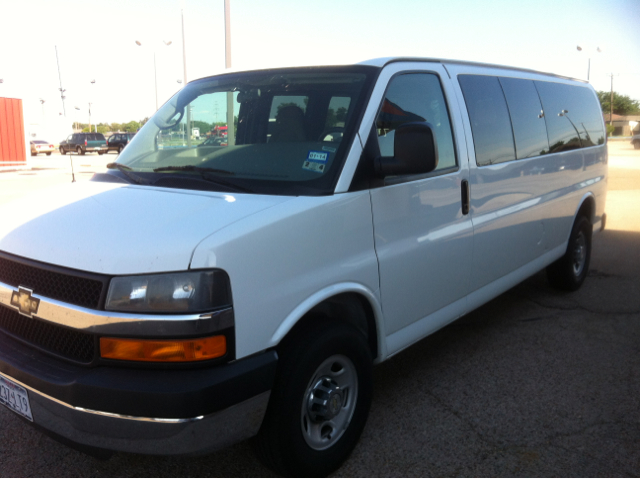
(100, 335, 227, 362)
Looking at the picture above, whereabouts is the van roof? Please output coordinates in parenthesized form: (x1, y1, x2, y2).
(191, 57, 584, 85)
(357, 57, 585, 83)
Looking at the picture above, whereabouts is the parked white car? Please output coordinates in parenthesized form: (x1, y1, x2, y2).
(0, 58, 607, 476)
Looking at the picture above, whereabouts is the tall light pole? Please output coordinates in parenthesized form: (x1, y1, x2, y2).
(225, 0, 235, 146)
(136, 40, 172, 112)
(182, 1, 191, 148)
(90, 79, 96, 132)
(576, 45, 601, 82)
(55, 46, 67, 116)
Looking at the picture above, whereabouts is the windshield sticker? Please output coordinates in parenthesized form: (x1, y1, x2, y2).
(322, 146, 337, 153)
(303, 150, 329, 173)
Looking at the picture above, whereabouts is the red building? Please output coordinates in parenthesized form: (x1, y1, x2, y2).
(0, 97, 27, 168)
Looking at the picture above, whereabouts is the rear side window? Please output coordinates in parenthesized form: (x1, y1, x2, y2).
(534, 81, 605, 152)
(458, 75, 515, 166)
(376, 73, 456, 171)
(498, 78, 550, 159)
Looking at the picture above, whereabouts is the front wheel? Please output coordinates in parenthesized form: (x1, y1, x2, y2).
(547, 215, 592, 291)
(60, 147, 66, 155)
(255, 320, 373, 477)
(76, 146, 85, 156)
(634, 141, 640, 150)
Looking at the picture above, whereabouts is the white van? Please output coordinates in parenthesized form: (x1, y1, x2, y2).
(0, 58, 607, 476)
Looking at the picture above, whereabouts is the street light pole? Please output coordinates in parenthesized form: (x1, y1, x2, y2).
(181, 3, 191, 148)
(136, 40, 171, 113)
(225, 0, 235, 147)
(576, 45, 601, 82)
(55, 46, 66, 116)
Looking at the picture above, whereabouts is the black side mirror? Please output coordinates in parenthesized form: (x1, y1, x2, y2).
(375, 122, 439, 177)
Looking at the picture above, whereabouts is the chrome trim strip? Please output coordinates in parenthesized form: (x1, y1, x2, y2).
(0, 371, 202, 424)
(0, 280, 233, 336)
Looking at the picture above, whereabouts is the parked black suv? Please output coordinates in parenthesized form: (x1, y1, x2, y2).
(59, 133, 107, 155)
(107, 133, 136, 154)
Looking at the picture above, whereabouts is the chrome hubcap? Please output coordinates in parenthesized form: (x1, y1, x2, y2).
(301, 354, 357, 451)
(572, 231, 587, 276)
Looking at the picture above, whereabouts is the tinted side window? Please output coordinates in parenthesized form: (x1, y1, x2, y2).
(499, 78, 550, 159)
(535, 81, 605, 152)
(458, 75, 515, 166)
(376, 73, 456, 171)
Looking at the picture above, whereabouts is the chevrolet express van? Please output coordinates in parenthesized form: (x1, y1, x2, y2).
(0, 58, 607, 476)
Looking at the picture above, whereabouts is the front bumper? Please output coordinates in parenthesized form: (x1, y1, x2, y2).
(0, 331, 277, 455)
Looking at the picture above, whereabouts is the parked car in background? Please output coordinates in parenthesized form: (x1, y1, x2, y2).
(107, 133, 136, 154)
(30, 140, 54, 156)
(59, 133, 107, 155)
(199, 136, 227, 147)
(632, 133, 640, 149)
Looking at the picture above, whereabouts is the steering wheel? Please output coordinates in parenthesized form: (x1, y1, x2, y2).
(318, 127, 345, 142)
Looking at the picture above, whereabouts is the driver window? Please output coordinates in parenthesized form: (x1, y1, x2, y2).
(376, 73, 457, 171)
(157, 91, 239, 150)
(322, 96, 351, 142)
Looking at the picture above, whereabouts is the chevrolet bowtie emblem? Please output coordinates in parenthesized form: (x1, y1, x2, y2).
(10, 287, 40, 318)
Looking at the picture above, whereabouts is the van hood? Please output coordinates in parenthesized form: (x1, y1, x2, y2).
(0, 182, 291, 275)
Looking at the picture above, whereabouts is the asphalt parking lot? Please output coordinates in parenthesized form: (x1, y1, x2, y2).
(0, 142, 639, 477)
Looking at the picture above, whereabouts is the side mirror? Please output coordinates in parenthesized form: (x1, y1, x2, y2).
(375, 122, 439, 177)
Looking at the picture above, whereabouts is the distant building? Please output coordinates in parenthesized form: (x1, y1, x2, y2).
(603, 113, 640, 136)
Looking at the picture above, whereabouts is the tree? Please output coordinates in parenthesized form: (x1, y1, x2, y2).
(596, 91, 640, 116)
(123, 121, 141, 132)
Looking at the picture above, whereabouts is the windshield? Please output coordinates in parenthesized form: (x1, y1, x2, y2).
(106, 66, 377, 195)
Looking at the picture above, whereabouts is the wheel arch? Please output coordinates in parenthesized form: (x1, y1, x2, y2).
(574, 192, 596, 225)
(269, 284, 386, 362)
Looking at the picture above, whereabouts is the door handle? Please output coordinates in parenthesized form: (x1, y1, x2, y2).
(461, 180, 470, 215)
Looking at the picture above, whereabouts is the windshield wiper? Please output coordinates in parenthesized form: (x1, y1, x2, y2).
(153, 165, 253, 193)
(106, 162, 152, 185)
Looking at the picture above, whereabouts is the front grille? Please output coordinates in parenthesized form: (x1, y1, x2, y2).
(0, 304, 95, 363)
(0, 253, 107, 309)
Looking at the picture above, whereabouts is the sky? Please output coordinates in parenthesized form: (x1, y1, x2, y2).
(1, 0, 639, 134)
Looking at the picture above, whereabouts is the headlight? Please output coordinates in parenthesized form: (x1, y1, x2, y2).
(105, 270, 231, 313)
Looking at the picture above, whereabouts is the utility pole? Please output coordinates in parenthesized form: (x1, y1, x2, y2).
(225, 0, 235, 146)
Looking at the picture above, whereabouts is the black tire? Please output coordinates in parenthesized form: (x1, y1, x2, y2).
(98, 151, 104, 155)
(118, 145, 124, 154)
(255, 320, 373, 477)
(634, 141, 640, 150)
(46, 152, 52, 156)
(76, 146, 85, 156)
(60, 147, 66, 155)
(547, 215, 592, 291)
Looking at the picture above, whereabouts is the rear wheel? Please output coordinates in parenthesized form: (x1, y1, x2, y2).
(547, 215, 592, 291)
(118, 145, 124, 154)
(76, 146, 85, 155)
(255, 320, 373, 477)
(46, 152, 52, 156)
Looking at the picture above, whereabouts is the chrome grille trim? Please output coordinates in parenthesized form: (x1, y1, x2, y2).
(0, 280, 233, 336)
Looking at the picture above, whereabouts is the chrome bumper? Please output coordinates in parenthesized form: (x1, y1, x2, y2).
(2, 371, 269, 456)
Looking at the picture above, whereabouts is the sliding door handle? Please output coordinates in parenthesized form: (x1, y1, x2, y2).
(461, 180, 470, 215)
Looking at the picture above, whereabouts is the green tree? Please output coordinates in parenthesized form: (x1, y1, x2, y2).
(123, 121, 141, 132)
(597, 91, 640, 116)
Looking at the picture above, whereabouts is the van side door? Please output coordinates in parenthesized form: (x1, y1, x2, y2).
(365, 63, 473, 355)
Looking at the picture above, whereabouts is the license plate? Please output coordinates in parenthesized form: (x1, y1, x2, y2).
(0, 374, 33, 421)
